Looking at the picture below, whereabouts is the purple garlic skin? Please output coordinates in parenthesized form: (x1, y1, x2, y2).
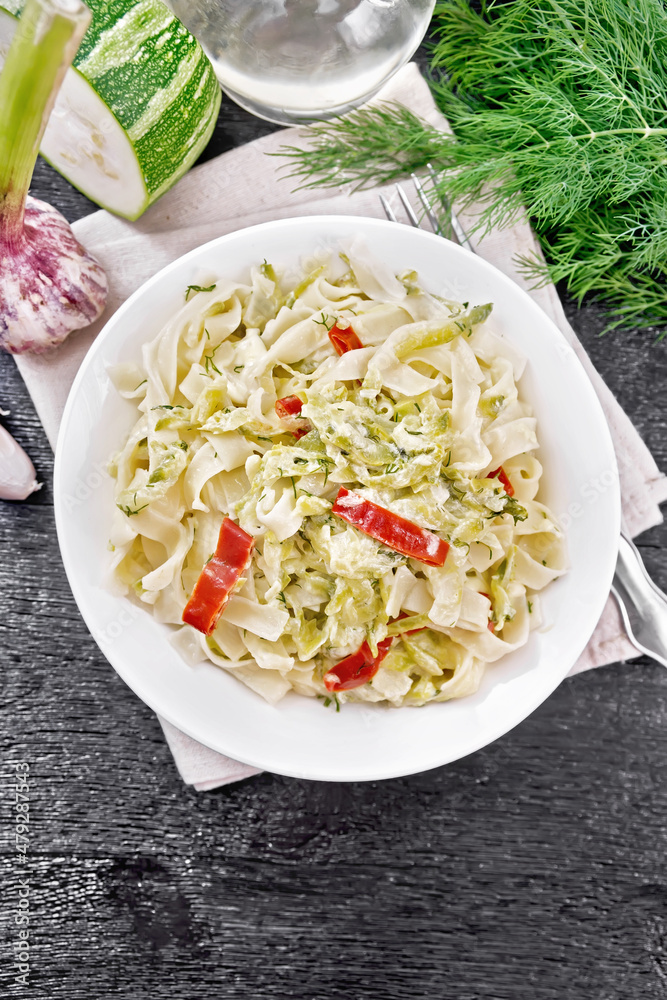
(0, 195, 108, 355)
(0, 422, 41, 500)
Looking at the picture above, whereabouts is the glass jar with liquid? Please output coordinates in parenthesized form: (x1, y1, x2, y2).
(167, 0, 435, 125)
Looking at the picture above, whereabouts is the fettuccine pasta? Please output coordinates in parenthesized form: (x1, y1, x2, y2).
(108, 244, 567, 707)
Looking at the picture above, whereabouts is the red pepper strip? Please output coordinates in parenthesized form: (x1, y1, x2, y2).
(324, 615, 431, 693)
(488, 466, 514, 497)
(328, 321, 364, 356)
(182, 518, 254, 636)
(332, 487, 449, 567)
(275, 394, 312, 440)
(275, 395, 303, 418)
(480, 592, 496, 633)
(323, 636, 394, 692)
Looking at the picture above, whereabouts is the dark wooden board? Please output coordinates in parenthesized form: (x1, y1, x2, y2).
(2, 83, 667, 1000)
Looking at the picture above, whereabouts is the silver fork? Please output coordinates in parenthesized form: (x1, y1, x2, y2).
(380, 170, 667, 670)
(380, 164, 475, 249)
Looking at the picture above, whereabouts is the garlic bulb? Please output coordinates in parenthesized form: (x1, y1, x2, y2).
(1, 195, 108, 354)
(0, 0, 108, 356)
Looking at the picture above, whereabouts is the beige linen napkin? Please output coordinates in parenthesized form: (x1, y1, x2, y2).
(15, 64, 667, 789)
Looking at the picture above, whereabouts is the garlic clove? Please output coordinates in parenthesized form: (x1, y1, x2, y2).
(0, 423, 41, 500)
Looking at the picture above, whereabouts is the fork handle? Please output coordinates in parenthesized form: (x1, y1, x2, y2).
(612, 534, 667, 669)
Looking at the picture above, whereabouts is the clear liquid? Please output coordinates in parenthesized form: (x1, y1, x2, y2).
(168, 0, 434, 124)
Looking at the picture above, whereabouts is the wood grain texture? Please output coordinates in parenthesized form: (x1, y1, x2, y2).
(1, 85, 667, 1000)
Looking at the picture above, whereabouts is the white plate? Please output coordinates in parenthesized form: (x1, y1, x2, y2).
(54, 216, 620, 781)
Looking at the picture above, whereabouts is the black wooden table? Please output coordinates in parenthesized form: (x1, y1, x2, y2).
(2, 92, 667, 1000)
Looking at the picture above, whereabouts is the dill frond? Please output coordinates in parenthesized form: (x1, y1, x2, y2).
(275, 104, 444, 190)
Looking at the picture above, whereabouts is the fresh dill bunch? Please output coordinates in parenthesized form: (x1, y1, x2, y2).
(278, 0, 667, 334)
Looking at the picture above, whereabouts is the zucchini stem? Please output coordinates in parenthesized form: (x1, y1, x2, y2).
(0, 0, 90, 248)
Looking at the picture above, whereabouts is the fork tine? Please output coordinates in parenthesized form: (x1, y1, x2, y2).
(426, 162, 475, 251)
(379, 193, 398, 224)
(426, 162, 454, 217)
(395, 184, 420, 228)
(410, 173, 444, 237)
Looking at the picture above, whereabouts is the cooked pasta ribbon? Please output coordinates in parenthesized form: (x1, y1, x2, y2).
(108, 246, 567, 707)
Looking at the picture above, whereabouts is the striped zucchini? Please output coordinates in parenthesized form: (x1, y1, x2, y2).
(0, 0, 221, 219)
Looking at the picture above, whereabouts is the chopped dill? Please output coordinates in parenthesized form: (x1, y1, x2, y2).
(313, 313, 336, 330)
(118, 503, 148, 517)
(185, 283, 216, 301)
(319, 694, 341, 712)
(203, 351, 222, 376)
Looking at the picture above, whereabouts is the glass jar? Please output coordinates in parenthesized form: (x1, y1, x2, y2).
(167, 0, 435, 125)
